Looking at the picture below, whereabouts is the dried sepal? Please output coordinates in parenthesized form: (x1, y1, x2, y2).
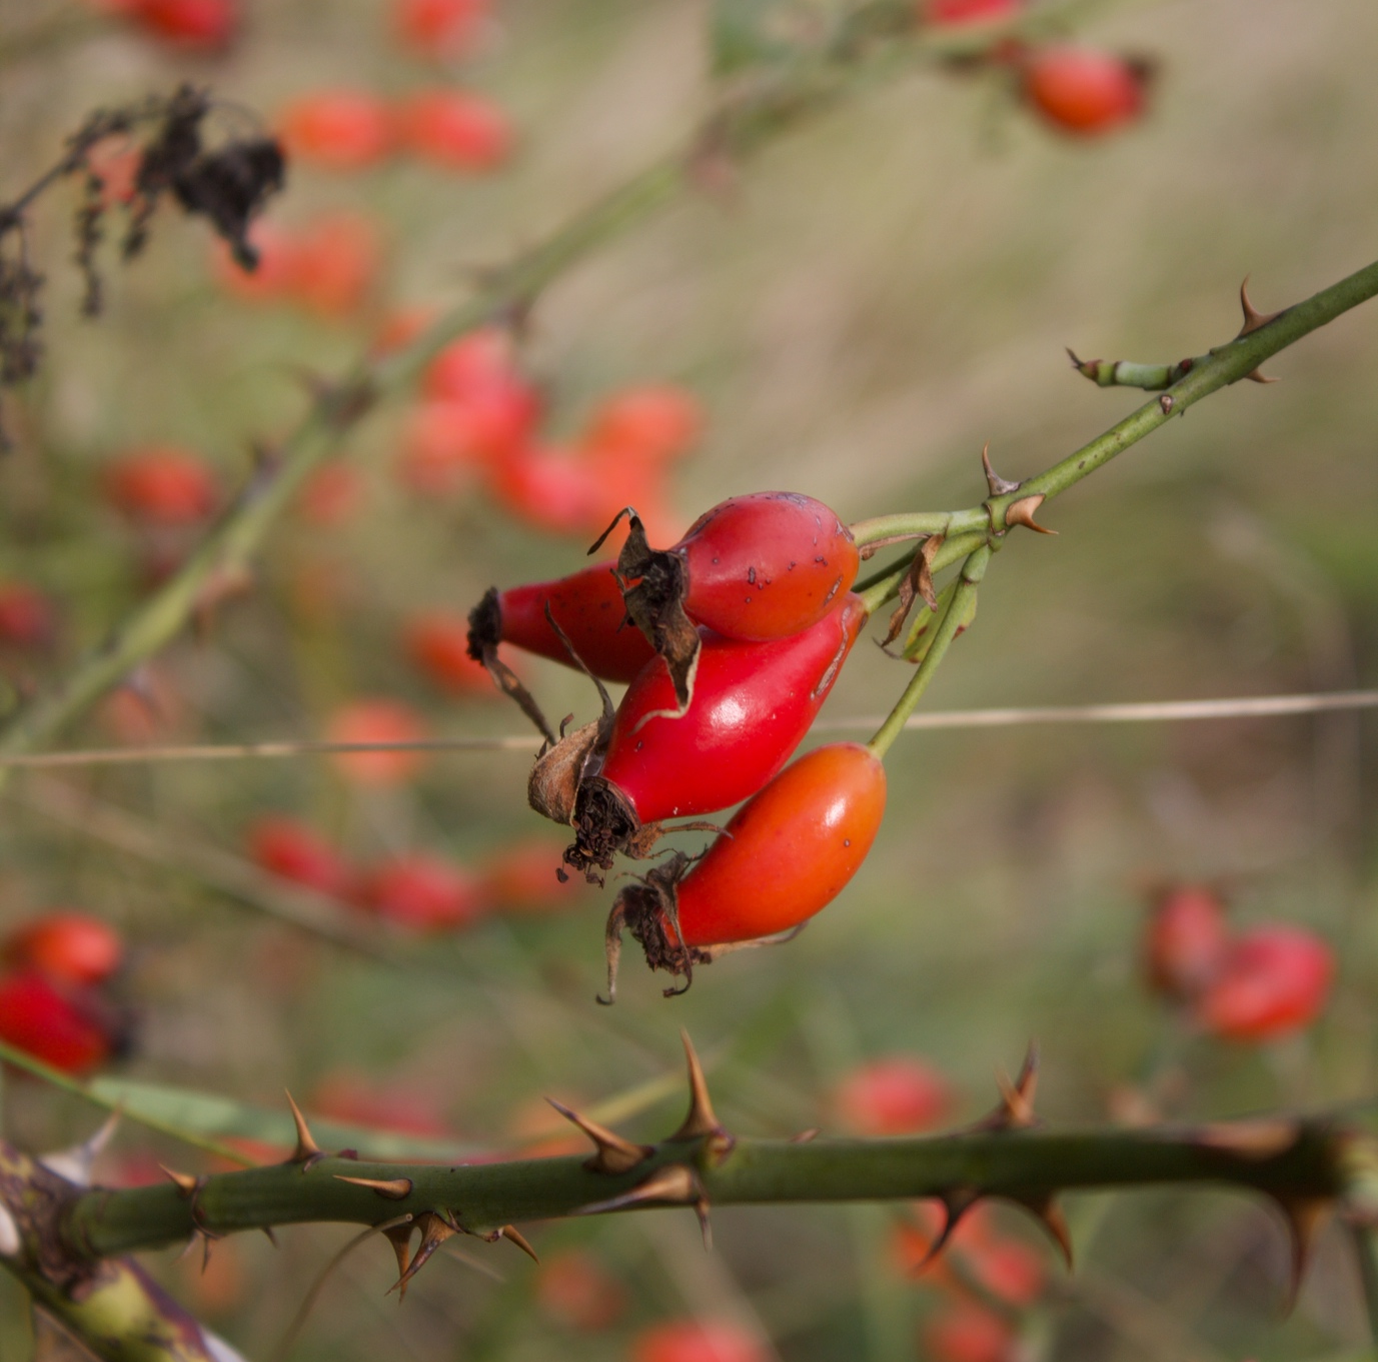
(1004, 494, 1056, 536)
(285, 1090, 325, 1169)
(981, 442, 1021, 496)
(466, 587, 557, 746)
(545, 1097, 652, 1176)
(596, 508, 701, 717)
(334, 1175, 414, 1201)
(880, 535, 944, 647)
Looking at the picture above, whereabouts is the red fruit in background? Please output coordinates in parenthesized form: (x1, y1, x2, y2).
(631, 1320, 769, 1362)
(833, 1054, 950, 1136)
(327, 700, 428, 786)
(105, 447, 217, 524)
(469, 564, 657, 684)
(3, 914, 124, 988)
(125, 0, 237, 48)
(1023, 47, 1146, 136)
(925, 0, 1019, 23)
(0, 581, 55, 647)
(372, 306, 439, 357)
(397, 394, 537, 492)
(311, 1069, 449, 1136)
(479, 839, 579, 913)
(535, 1249, 627, 1331)
(279, 91, 393, 171)
(1144, 884, 1229, 1001)
(298, 463, 362, 527)
(393, 0, 489, 58)
(395, 91, 513, 172)
(1196, 925, 1334, 1042)
(405, 611, 502, 694)
(922, 1303, 1017, 1362)
(422, 329, 519, 402)
(248, 818, 353, 899)
(490, 445, 603, 534)
(581, 385, 703, 469)
(292, 213, 382, 318)
(359, 854, 486, 931)
(213, 220, 300, 303)
(592, 595, 868, 826)
(0, 973, 117, 1076)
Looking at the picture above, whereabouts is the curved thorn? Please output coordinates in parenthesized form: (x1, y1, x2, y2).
(577, 1163, 703, 1217)
(670, 1030, 723, 1143)
(545, 1097, 651, 1175)
(1005, 494, 1057, 536)
(982, 441, 1022, 497)
(1009, 1193, 1073, 1271)
(499, 1224, 539, 1263)
(285, 1090, 323, 1166)
(334, 1175, 414, 1200)
(913, 1189, 981, 1271)
(1274, 1193, 1331, 1314)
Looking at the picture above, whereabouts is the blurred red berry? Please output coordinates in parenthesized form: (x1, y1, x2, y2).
(3, 914, 124, 988)
(404, 612, 499, 694)
(298, 463, 362, 527)
(105, 447, 217, 525)
(535, 1249, 627, 1331)
(479, 839, 580, 913)
(1023, 48, 1146, 136)
(395, 91, 513, 172)
(393, 0, 489, 57)
(99, 667, 186, 745)
(327, 699, 428, 786)
(292, 213, 383, 319)
(359, 854, 486, 932)
(0, 973, 117, 1076)
(833, 1057, 952, 1135)
(631, 1320, 769, 1362)
(581, 385, 703, 471)
(122, 0, 237, 48)
(212, 220, 300, 303)
(922, 1303, 1017, 1362)
(1144, 884, 1230, 1001)
(248, 817, 354, 899)
(422, 329, 517, 401)
(490, 445, 603, 535)
(311, 1069, 450, 1136)
(925, 0, 1019, 23)
(279, 91, 393, 171)
(1197, 925, 1334, 1042)
(968, 1235, 1045, 1307)
(372, 305, 439, 357)
(0, 581, 55, 647)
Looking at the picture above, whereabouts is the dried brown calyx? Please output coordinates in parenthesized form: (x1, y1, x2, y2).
(563, 775, 660, 881)
(592, 508, 700, 715)
(599, 855, 709, 1003)
(467, 587, 557, 745)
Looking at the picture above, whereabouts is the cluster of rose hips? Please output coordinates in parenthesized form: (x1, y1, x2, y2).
(923, 0, 1149, 139)
(249, 815, 580, 931)
(1143, 883, 1335, 1042)
(470, 491, 891, 995)
(394, 326, 700, 541)
(90, 0, 488, 58)
(0, 913, 128, 1077)
(280, 89, 511, 175)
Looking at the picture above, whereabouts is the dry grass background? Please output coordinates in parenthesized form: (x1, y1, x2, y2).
(1, 0, 1377, 1357)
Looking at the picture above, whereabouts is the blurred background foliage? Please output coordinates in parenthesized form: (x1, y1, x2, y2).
(0, 0, 1377, 1358)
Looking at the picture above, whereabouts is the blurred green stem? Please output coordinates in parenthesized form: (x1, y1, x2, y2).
(1348, 1222, 1378, 1343)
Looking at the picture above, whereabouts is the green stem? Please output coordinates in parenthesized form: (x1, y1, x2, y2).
(867, 545, 990, 757)
(850, 510, 984, 547)
(1349, 1222, 1378, 1344)
(56, 1120, 1356, 1261)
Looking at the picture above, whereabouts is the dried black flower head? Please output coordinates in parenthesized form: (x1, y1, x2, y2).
(0, 84, 287, 447)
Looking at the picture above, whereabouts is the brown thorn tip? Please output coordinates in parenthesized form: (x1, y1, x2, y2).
(334, 1175, 414, 1200)
(1274, 1194, 1330, 1314)
(1246, 368, 1280, 384)
(383, 1223, 415, 1291)
(915, 1189, 981, 1271)
(982, 441, 1021, 497)
(545, 1097, 652, 1175)
(1238, 276, 1281, 336)
(261, 1225, 279, 1248)
(390, 1212, 458, 1297)
(285, 1090, 322, 1164)
(500, 1225, 539, 1263)
(1005, 494, 1056, 536)
(160, 1165, 201, 1197)
(670, 1030, 726, 1146)
(1011, 1194, 1073, 1271)
(577, 1163, 705, 1217)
